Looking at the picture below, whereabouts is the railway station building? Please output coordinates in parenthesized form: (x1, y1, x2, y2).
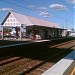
(1, 11, 66, 40)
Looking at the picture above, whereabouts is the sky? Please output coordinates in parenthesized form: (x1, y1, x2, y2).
(0, 0, 75, 30)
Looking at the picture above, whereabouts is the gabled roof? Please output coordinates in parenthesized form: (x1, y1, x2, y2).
(1, 11, 60, 28)
(1, 12, 10, 25)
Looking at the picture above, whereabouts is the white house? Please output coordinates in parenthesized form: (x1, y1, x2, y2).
(1, 11, 65, 40)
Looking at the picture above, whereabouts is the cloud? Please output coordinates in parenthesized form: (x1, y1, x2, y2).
(28, 5, 51, 18)
(29, 5, 35, 8)
(29, 5, 53, 18)
(66, 0, 75, 4)
(39, 11, 53, 18)
(35, 6, 51, 18)
(0, 8, 13, 11)
(49, 4, 67, 11)
(37, 7, 48, 12)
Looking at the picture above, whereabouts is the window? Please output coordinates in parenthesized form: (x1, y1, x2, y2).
(10, 19, 12, 22)
(10, 15, 12, 18)
(13, 19, 15, 22)
(7, 19, 9, 22)
(13, 23, 15, 25)
(16, 23, 19, 25)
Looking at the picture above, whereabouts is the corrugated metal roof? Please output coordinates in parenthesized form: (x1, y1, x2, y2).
(8, 11, 60, 28)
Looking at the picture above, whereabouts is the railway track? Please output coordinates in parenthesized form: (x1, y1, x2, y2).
(0, 39, 75, 75)
(21, 46, 75, 75)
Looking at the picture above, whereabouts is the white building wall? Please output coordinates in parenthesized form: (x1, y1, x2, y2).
(3, 13, 21, 27)
(62, 30, 67, 37)
(26, 26, 62, 39)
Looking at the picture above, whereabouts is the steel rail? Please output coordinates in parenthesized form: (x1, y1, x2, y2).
(20, 44, 75, 75)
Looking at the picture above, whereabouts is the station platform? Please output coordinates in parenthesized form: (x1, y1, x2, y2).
(42, 50, 75, 75)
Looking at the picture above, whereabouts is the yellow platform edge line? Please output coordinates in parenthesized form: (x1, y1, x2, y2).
(70, 68, 75, 75)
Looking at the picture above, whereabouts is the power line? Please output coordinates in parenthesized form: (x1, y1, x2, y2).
(14, 0, 74, 23)
(0, 0, 74, 26)
(16, 0, 75, 26)
(1, 0, 38, 12)
(14, 0, 64, 20)
(1, 0, 64, 20)
(17, 0, 35, 6)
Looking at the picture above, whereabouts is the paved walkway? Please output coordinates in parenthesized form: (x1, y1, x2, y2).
(42, 50, 75, 75)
